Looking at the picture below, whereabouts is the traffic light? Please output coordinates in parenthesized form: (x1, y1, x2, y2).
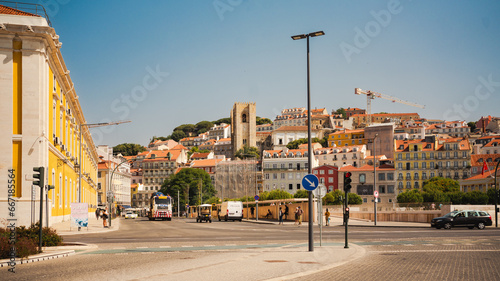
(33, 167, 45, 188)
(345, 207, 350, 218)
(343, 172, 352, 193)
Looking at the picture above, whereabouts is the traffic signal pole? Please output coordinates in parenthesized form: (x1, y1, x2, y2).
(33, 167, 45, 252)
(343, 172, 352, 249)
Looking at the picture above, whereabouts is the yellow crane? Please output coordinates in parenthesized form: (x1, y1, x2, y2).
(354, 88, 425, 125)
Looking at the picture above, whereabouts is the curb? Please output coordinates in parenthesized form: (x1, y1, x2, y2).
(0, 249, 75, 268)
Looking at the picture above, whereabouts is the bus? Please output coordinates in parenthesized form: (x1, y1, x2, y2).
(148, 192, 173, 221)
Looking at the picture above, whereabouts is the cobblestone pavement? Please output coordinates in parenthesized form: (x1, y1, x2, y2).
(292, 238, 500, 281)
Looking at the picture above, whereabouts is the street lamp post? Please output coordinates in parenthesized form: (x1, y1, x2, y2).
(108, 158, 129, 227)
(494, 160, 500, 228)
(292, 30, 325, 252)
(78, 121, 130, 204)
(373, 133, 378, 226)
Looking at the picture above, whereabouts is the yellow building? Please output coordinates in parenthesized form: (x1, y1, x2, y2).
(0, 5, 98, 226)
(394, 135, 471, 193)
(328, 129, 366, 147)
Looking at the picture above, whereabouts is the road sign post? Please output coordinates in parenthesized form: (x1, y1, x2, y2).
(254, 195, 260, 221)
(302, 174, 319, 252)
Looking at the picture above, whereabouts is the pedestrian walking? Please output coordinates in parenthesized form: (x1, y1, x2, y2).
(251, 206, 255, 218)
(279, 207, 284, 225)
(285, 205, 289, 220)
(294, 207, 299, 225)
(102, 209, 108, 228)
(95, 208, 100, 220)
(298, 206, 303, 226)
(325, 208, 330, 226)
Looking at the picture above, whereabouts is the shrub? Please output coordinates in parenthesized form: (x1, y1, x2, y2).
(0, 223, 63, 259)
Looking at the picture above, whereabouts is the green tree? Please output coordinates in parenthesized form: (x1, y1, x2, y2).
(265, 190, 293, 200)
(322, 193, 335, 205)
(256, 117, 273, 125)
(463, 191, 489, 205)
(348, 193, 362, 205)
(467, 121, 476, 132)
(335, 108, 346, 119)
(447, 191, 464, 204)
(112, 143, 146, 156)
(234, 146, 260, 159)
(319, 134, 329, 147)
(160, 168, 215, 207)
(170, 130, 186, 142)
(423, 177, 460, 193)
(294, 189, 309, 198)
(174, 124, 196, 136)
(397, 189, 424, 203)
(286, 138, 322, 149)
(195, 121, 214, 134)
(213, 117, 231, 125)
(487, 188, 499, 205)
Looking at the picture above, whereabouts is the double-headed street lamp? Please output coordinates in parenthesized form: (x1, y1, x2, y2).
(78, 121, 130, 204)
(291, 30, 325, 252)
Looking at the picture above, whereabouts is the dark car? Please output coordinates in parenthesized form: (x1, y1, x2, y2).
(431, 210, 492, 230)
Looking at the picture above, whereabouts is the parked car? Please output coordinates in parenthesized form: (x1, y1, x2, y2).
(431, 210, 492, 229)
(125, 211, 138, 219)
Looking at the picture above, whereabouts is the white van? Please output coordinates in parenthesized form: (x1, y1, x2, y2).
(219, 201, 243, 221)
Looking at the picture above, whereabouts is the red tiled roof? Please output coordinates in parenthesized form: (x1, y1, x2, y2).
(463, 170, 495, 181)
(0, 5, 40, 17)
(274, 126, 319, 132)
(191, 159, 223, 168)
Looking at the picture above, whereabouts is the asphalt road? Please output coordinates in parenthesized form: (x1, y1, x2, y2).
(5, 218, 500, 281)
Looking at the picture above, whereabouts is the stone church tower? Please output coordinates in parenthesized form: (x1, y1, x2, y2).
(231, 102, 256, 157)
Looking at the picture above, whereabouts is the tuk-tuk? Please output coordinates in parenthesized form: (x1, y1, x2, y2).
(196, 204, 212, 223)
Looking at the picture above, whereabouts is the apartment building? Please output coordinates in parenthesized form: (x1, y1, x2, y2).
(312, 165, 339, 192)
(208, 123, 231, 140)
(96, 146, 131, 208)
(0, 5, 98, 226)
(315, 145, 368, 168)
(272, 126, 320, 150)
(425, 121, 470, 138)
(328, 129, 366, 147)
(394, 135, 471, 193)
(339, 164, 397, 211)
(261, 149, 319, 193)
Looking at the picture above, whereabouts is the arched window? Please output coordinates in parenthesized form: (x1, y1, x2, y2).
(242, 114, 247, 122)
(65, 177, 68, 208)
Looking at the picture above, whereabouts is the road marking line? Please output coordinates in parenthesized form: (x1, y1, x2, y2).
(136, 247, 148, 249)
(423, 244, 434, 246)
(160, 246, 171, 248)
(113, 247, 126, 250)
(182, 245, 193, 248)
(204, 245, 215, 247)
(403, 244, 414, 246)
(225, 244, 236, 246)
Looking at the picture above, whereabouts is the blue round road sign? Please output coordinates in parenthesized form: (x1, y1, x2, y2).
(302, 174, 319, 191)
(254, 195, 260, 201)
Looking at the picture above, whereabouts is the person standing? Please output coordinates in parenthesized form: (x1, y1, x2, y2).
(325, 208, 330, 226)
(278, 207, 284, 225)
(95, 208, 100, 220)
(285, 205, 289, 220)
(102, 209, 108, 228)
(298, 206, 303, 226)
(250, 206, 255, 218)
(294, 207, 299, 225)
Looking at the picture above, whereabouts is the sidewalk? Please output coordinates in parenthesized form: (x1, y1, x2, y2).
(50, 215, 121, 236)
(243, 215, 430, 228)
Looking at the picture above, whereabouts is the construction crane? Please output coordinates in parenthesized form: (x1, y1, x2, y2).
(354, 88, 425, 126)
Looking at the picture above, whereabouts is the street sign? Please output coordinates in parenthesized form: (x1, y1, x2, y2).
(374, 191, 379, 198)
(302, 174, 319, 191)
(254, 195, 260, 201)
(313, 184, 327, 198)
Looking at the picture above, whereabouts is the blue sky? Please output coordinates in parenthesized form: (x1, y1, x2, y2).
(38, 0, 500, 146)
